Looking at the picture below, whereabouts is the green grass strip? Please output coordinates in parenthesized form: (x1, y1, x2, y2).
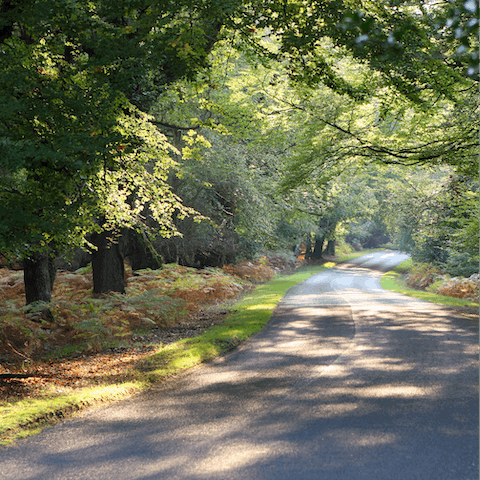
(0, 382, 144, 445)
(133, 265, 334, 381)
(0, 249, 383, 446)
(381, 260, 479, 309)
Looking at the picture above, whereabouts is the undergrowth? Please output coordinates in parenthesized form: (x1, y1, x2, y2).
(382, 260, 479, 306)
(405, 263, 443, 289)
(8, 248, 474, 447)
(0, 263, 251, 363)
(0, 250, 377, 446)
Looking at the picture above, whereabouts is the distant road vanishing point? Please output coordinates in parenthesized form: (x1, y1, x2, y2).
(1, 251, 478, 480)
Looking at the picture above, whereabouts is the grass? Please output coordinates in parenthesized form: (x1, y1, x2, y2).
(0, 383, 143, 444)
(102, 265, 337, 384)
(381, 260, 479, 309)
(3, 247, 446, 446)
(0, 260, 340, 446)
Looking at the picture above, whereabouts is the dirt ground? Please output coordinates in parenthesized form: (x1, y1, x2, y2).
(0, 307, 234, 401)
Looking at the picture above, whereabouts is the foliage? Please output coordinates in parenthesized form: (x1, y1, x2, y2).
(230, 1, 479, 183)
(0, 0, 477, 373)
(390, 172, 479, 272)
(405, 263, 443, 290)
(393, 259, 478, 303)
(381, 269, 479, 309)
(0, 263, 252, 362)
(237, 0, 478, 88)
(0, 258, 338, 445)
(0, 0, 236, 262)
(429, 275, 479, 302)
(442, 252, 479, 278)
(222, 260, 275, 283)
(150, 44, 301, 262)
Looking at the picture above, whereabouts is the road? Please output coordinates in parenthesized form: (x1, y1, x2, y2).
(1, 251, 478, 479)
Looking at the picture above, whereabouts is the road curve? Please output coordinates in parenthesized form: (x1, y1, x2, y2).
(1, 251, 478, 480)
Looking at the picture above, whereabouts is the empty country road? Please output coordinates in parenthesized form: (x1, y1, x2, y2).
(1, 251, 478, 480)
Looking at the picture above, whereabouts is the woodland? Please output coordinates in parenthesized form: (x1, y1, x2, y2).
(0, 0, 478, 367)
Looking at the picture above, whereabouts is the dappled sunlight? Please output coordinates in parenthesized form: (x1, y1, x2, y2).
(245, 303, 276, 310)
(186, 443, 276, 476)
(0, 251, 476, 479)
(4, 296, 474, 480)
(352, 385, 439, 399)
(323, 429, 397, 447)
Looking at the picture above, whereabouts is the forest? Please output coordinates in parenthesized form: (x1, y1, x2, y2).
(0, 1, 478, 363)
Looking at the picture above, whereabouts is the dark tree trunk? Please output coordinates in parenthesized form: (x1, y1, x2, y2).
(126, 230, 163, 272)
(310, 237, 325, 259)
(91, 230, 125, 294)
(23, 251, 56, 304)
(304, 238, 312, 260)
(325, 239, 336, 256)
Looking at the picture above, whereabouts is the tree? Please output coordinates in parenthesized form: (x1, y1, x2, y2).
(230, 0, 478, 178)
(1, 0, 477, 305)
(0, 0, 239, 301)
(392, 170, 479, 275)
(146, 41, 305, 265)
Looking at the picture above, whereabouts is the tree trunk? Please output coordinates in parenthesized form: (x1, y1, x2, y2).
(23, 251, 56, 304)
(304, 237, 312, 260)
(91, 230, 125, 294)
(325, 239, 336, 256)
(127, 230, 163, 272)
(311, 237, 325, 259)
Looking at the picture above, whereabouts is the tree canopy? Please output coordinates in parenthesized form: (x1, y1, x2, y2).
(0, 0, 477, 303)
(0, 0, 236, 261)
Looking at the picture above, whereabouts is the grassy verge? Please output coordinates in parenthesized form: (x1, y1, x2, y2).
(381, 260, 479, 309)
(0, 248, 401, 446)
(3, 255, 367, 446)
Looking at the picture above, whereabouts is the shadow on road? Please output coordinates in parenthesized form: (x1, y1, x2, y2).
(1, 251, 477, 480)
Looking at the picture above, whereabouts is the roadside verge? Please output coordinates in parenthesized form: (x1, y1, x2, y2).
(1, 251, 378, 446)
(380, 259, 479, 311)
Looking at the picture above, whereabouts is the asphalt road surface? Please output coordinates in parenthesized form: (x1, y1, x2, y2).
(1, 251, 478, 479)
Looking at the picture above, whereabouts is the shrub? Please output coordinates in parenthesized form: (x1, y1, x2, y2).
(411, 237, 449, 264)
(222, 261, 275, 283)
(431, 275, 479, 302)
(406, 263, 442, 289)
(442, 252, 479, 278)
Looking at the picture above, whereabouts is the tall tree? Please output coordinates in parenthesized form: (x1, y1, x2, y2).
(0, 0, 239, 300)
(231, 0, 478, 176)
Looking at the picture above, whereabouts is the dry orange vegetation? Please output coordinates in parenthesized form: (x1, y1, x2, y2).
(406, 263, 479, 302)
(0, 256, 296, 402)
(0, 264, 252, 362)
(434, 276, 479, 302)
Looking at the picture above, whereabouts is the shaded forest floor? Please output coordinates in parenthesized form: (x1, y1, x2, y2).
(1, 249, 477, 447)
(0, 255, 297, 403)
(3, 251, 476, 407)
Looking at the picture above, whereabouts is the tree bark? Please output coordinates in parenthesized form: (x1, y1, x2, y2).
(23, 251, 56, 304)
(91, 230, 125, 294)
(310, 237, 325, 259)
(325, 239, 336, 256)
(127, 230, 163, 272)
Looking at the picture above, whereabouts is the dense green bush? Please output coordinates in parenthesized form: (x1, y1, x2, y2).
(442, 252, 479, 278)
